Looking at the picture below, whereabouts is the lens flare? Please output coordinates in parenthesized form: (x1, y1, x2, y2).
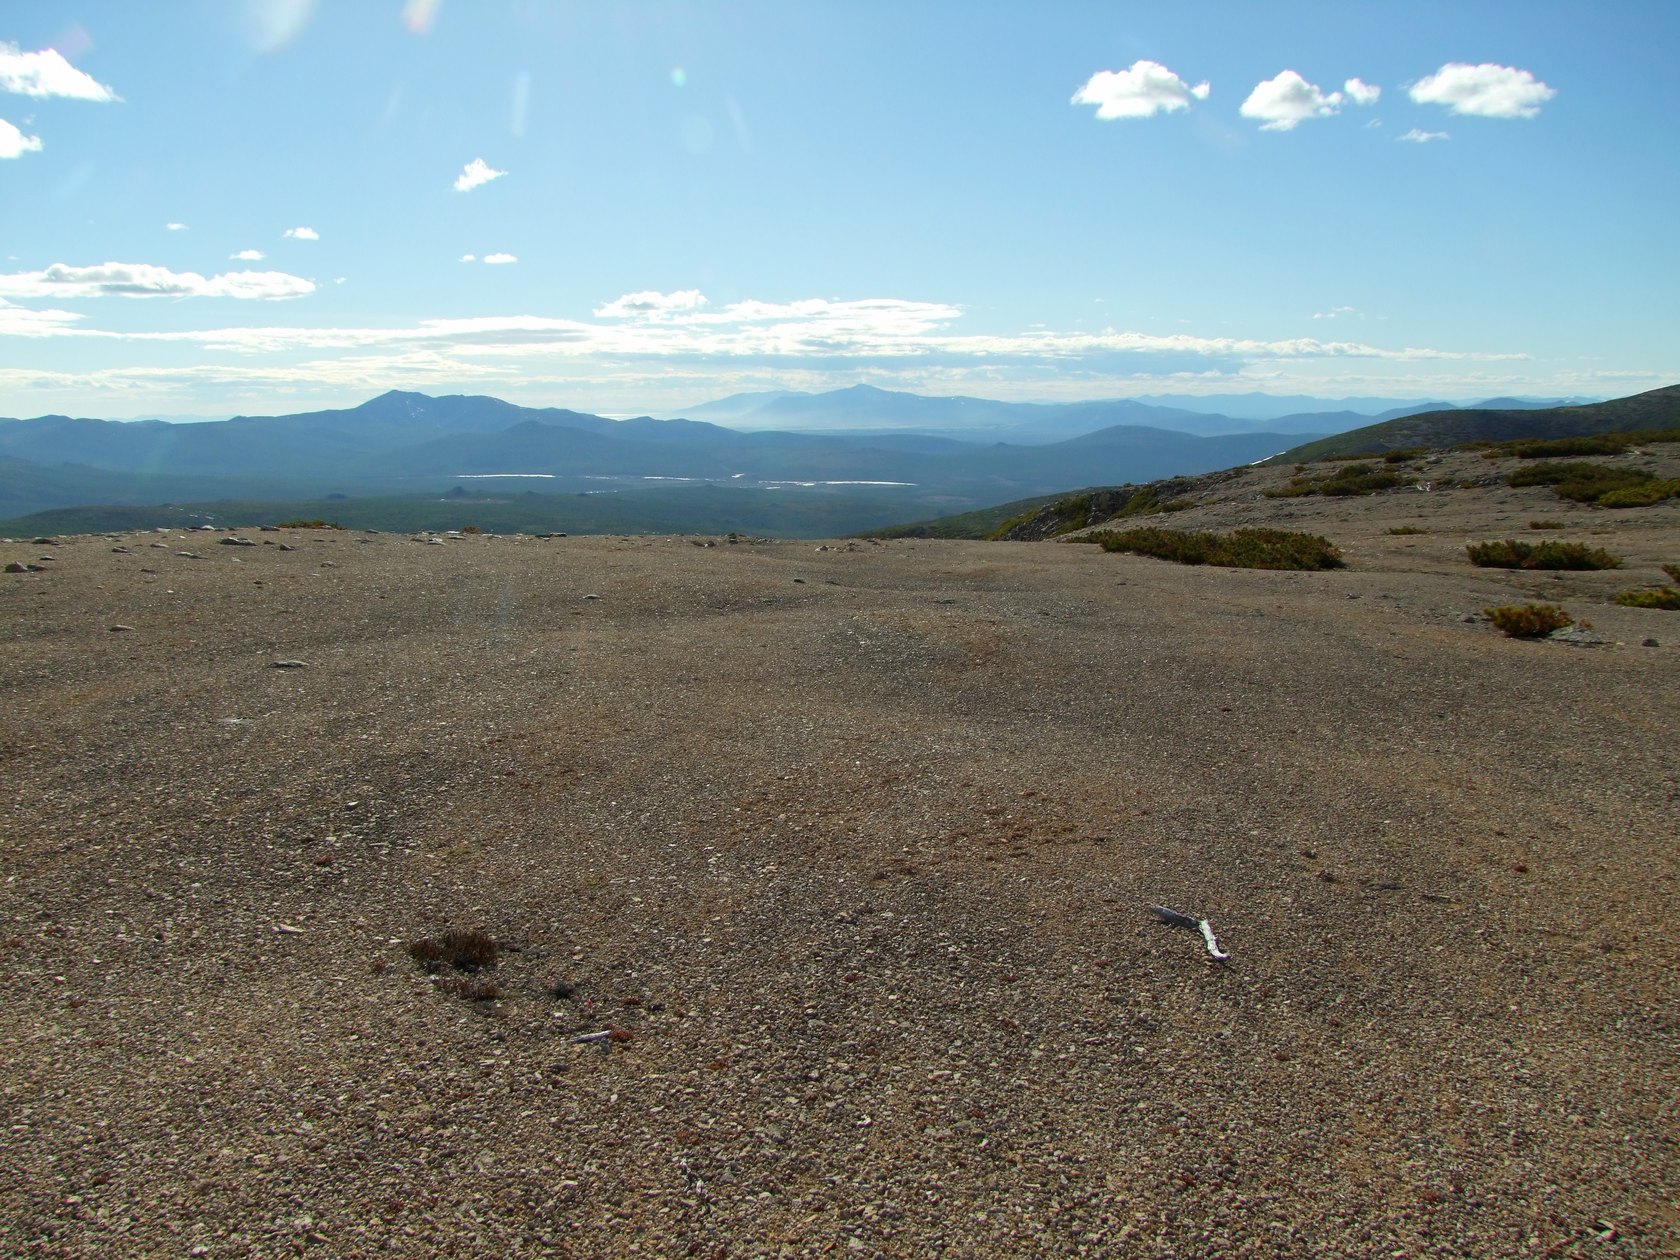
(402, 0, 442, 36)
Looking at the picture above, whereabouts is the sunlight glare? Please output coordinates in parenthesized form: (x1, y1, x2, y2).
(242, 0, 315, 53)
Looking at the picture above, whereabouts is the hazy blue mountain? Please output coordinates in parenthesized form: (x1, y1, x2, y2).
(670, 384, 1337, 440)
(1, 389, 1316, 529)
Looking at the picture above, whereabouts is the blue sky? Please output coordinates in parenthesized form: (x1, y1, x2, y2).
(1, 1, 1675, 420)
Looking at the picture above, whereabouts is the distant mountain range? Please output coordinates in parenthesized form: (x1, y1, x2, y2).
(0, 384, 1655, 538)
(672, 383, 1601, 437)
(0, 388, 1320, 531)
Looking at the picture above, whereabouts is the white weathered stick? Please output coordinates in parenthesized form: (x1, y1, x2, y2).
(570, 1030, 614, 1044)
(1197, 919, 1230, 961)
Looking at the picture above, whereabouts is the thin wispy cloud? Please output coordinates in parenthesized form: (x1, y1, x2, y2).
(1071, 60, 1209, 120)
(1240, 70, 1344, 130)
(453, 157, 506, 191)
(283, 226, 319, 241)
(1409, 63, 1555, 118)
(1398, 128, 1449, 144)
(0, 116, 42, 158)
(166, 222, 188, 232)
(0, 261, 315, 301)
(3, 290, 1521, 380)
(0, 42, 121, 101)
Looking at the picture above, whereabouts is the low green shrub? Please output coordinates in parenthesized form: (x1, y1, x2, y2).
(1598, 479, 1680, 509)
(1664, 564, 1680, 584)
(1614, 587, 1680, 610)
(1083, 526, 1343, 570)
(1466, 540, 1622, 570)
(1386, 525, 1428, 535)
(1507, 461, 1656, 504)
(1485, 604, 1573, 638)
(274, 518, 344, 529)
(1527, 519, 1562, 530)
(1488, 434, 1633, 459)
(1266, 464, 1405, 498)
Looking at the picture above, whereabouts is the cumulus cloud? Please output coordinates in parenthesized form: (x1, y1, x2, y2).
(453, 157, 506, 192)
(1344, 78, 1380, 106)
(232, 249, 266, 261)
(283, 226, 319, 241)
(0, 43, 120, 101)
(1398, 128, 1449, 144)
(1240, 70, 1344, 130)
(1071, 60, 1209, 120)
(460, 253, 476, 263)
(166, 222, 188, 232)
(0, 262, 315, 301)
(0, 116, 43, 158)
(1409, 63, 1555, 118)
(595, 289, 710, 319)
(482, 252, 517, 265)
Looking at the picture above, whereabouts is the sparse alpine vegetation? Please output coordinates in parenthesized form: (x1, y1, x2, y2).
(1465, 540, 1622, 571)
(1481, 427, 1680, 460)
(1080, 526, 1344, 570)
(1505, 461, 1677, 507)
(1265, 463, 1406, 498)
(1485, 604, 1574, 638)
(1615, 586, 1680, 610)
(408, 927, 500, 973)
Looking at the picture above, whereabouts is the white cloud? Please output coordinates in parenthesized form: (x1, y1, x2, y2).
(460, 253, 476, 263)
(453, 157, 506, 192)
(0, 116, 43, 158)
(0, 261, 315, 301)
(1071, 60, 1209, 121)
(1312, 306, 1358, 320)
(232, 249, 266, 261)
(166, 222, 188, 232)
(0, 43, 120, 101)
(482, 252, 517, 265)
(595, 289, 710, 318)
(283, 226, 319, 241)
(1409, 63, 1555, 118)
(1240, 70, 1344, 130)
(1344, 78, 1381, 106)
(0, 296, 82, 335)
(1398, 128, 1449, 144)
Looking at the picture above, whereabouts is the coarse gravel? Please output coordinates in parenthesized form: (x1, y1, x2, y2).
(2, 465, 1678, 1257)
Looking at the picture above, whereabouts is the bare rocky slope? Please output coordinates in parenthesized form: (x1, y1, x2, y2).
(3, 448, 1677, 1257)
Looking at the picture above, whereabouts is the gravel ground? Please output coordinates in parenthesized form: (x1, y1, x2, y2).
(3, 461, 1678, 1257)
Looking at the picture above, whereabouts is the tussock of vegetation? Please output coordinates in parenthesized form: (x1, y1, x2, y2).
(1506, 461, 1655, 503)
(1266, 463, 1405, 498)
(1485, 604, 1573, 638)
(1597, 479, 1680, 508)
(408, 927, 500, 974)
(1614, 587, 1680, 610)
(1465, 540, 1622, 571)
(438, 975, 502, 1001)
(1527, 519, 1562, 530)
(1479, 426, 1680, 460)
(1386, 525, 1428, 535)
(1081, 526, 1344, 570)
(1382, 447, 1429, 463)
(274, 518, 344, 529)
(1664, 564, 1680, 584)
